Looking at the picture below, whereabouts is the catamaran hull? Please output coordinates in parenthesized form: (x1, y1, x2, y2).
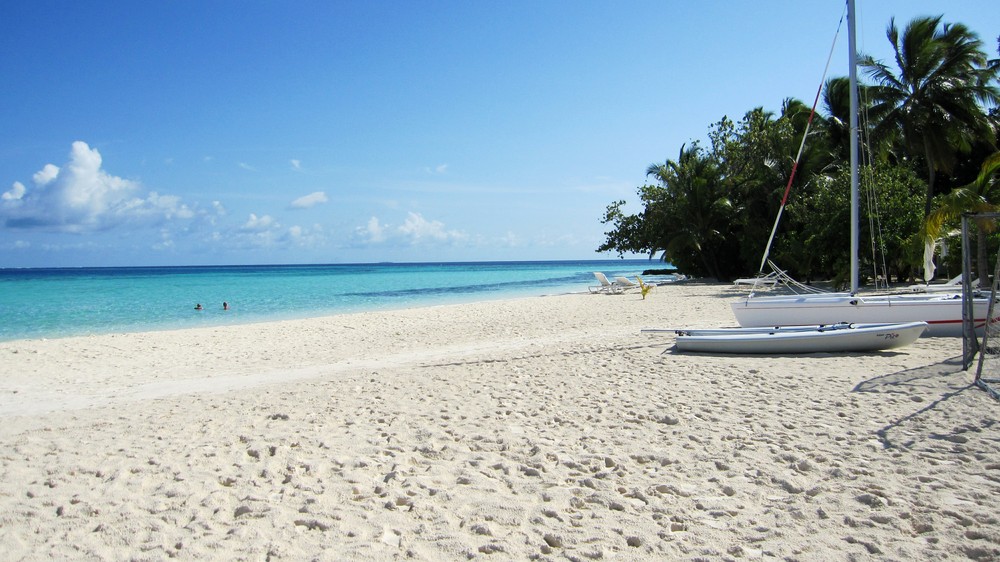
(730, 294, 993, 337)
(675, 321, 927, 354)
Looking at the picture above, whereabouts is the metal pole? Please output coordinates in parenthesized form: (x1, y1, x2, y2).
(848, 0, 859, 294)
(962, 215, 976, 369)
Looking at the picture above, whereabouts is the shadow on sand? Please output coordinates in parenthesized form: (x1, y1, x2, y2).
(853, 355, 995, 449)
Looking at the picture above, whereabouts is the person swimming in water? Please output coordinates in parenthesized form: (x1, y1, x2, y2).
(195, 303, 203, 310)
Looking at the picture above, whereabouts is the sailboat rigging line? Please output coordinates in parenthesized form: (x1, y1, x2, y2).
(856, 60, 893, 291)
(757, 4, 849, 276)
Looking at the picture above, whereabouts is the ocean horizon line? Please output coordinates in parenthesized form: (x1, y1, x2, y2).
(0, 257, 660, 272)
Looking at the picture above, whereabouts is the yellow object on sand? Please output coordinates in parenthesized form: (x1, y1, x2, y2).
(637, 276, 653, 299)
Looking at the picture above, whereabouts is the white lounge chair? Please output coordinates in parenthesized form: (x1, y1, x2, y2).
(733, 271, 779, 288)
(589, 272, 621, 294)
(613, 276, 641, 291)
(907, 274, 975, 293)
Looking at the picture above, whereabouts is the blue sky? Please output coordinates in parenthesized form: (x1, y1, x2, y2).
(1, 1, 997, 267)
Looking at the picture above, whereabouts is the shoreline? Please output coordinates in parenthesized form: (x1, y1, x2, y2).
(0, 259, 665, 343)
(1, 285, 608, 346)
(1, 284, 998, 559)
(0, 291, 648, 417)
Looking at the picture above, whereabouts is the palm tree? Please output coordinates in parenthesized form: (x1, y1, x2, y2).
(644, 144, 735, 279)
(598, 144, 738, 278)
(823, 76, 890, 167)
(925, 152, 1000, 286)
(860, 16, 999, 218)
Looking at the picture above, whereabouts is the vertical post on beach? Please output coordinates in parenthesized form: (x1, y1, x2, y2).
(962, 214, 978, 370)
(848, 0, 859, 295)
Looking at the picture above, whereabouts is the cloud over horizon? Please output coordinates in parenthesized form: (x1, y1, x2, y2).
(354, 212, 466, 247)
(226, 213, 325, 250)
(0, 143, 521, 264)
(0, 141, 195, 232)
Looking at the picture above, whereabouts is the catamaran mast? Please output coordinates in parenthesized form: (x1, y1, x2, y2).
(848, 0, 860, 293)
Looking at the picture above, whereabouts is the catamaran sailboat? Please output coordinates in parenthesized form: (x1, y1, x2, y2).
(731, 0, 994, 338)
(731, 291, 984, 337)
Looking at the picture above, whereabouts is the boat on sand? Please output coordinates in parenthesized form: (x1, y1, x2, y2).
(660, 321, 928, 354)
(731, 291, 991, 337)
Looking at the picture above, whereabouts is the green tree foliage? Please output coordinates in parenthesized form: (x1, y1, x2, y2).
(861, 16, 999, 217)
(711, 106, 798, 271)
(601, 104, 835, 280)
(926, 152, 1000, 285)
(726, 101, 838, 271)
(599, 14, 999, 284)
(824, 77, 888, 166)
(599, 144, 738, 279)
(859, 166, 927, 283)
(771, 166, 922, 286)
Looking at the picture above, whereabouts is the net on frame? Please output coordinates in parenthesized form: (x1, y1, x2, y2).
(974, 228, 1000, 401)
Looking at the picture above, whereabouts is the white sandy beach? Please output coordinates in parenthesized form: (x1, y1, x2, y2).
(0, 282, 998, 560)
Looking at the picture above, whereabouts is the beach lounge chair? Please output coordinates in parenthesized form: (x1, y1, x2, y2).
(733, 271, 779, 289)
(613, 276, 641, 291)
(907, 274, 975, 293)
(589, 272, 621, 294)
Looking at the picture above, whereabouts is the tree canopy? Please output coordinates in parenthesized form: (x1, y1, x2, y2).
(600, 16, 999, 282)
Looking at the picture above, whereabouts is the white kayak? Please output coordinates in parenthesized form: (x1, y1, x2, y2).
(658, 321, 928, 354)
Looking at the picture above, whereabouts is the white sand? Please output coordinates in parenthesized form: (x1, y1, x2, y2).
(0, 282, 998, 560)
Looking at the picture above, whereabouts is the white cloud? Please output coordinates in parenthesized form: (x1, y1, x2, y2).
(398, 212, 452, 242)
(353, 212, 466, 247)
(201, 201, 227, 227)
(284, 223, 324, 247)
(242, 213, 277, 232)
(498, 231, 522, 247)
(289, 191, 328, 209)
(0, 239, 31, 250)
(356, 216, 387, 244)
(2, 181, 25, 201)
(219, 213, 283, 250)
(154, 193, 194, 219)
(290, 159, 302, 171)
(0, 141, 194, 232)
(152, 228, 175, 250)
(223, 214, 325, 251)
(238, 162, 256, 172)
(424, 164, 449, 174)
(33, 164, 58, 186)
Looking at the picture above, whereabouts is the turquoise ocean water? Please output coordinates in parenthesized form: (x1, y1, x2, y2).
(0, 260, 674, 342)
